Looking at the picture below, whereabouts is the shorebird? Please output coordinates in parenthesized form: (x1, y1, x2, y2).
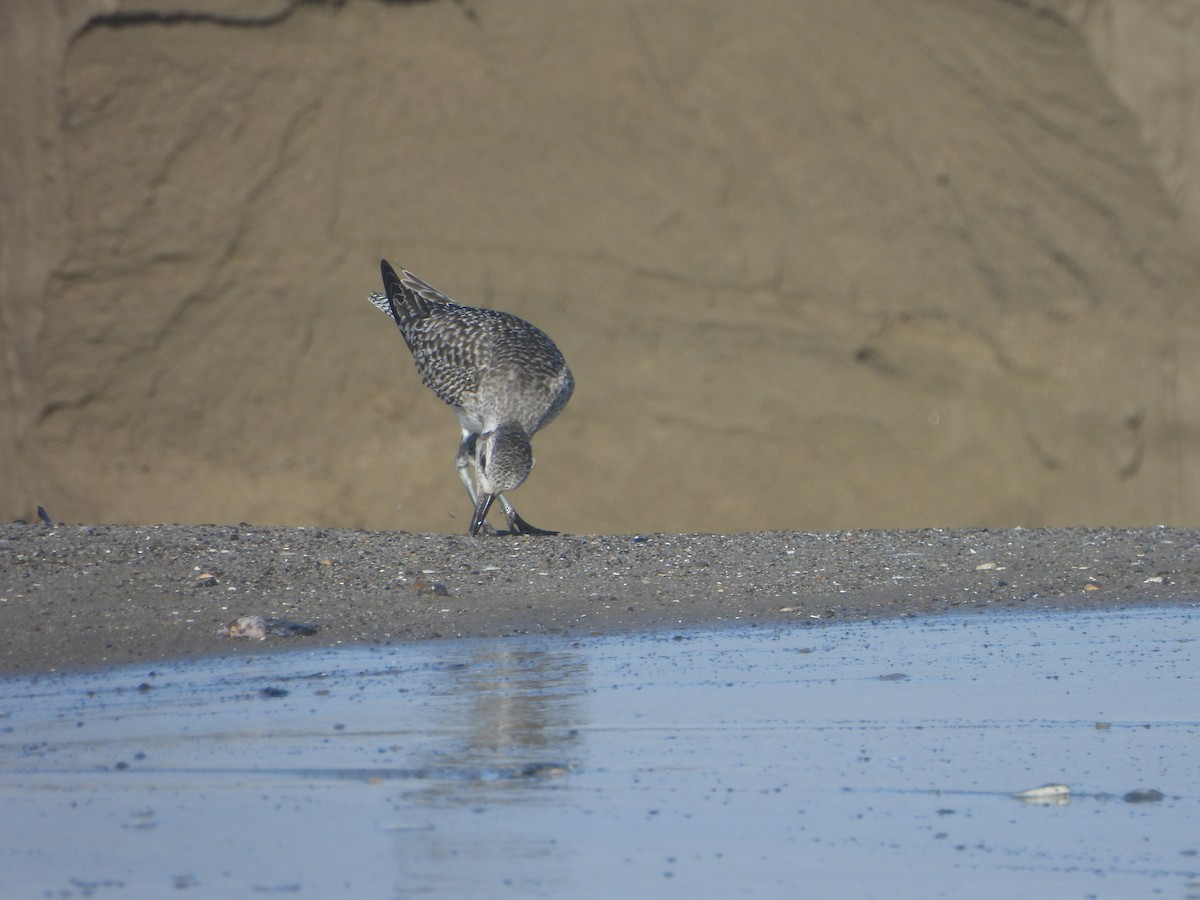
(369, 260, 573, 536)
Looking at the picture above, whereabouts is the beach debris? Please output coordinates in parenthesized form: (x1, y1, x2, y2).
(1013, 783, 1071, 805)
(974, 561, 997, 570)
(1123, 788, 1165, 803)
(1084, 583, 1100, 591)
(195, 572, 219, 587)
(220, 616, 317, 640)
(1143, 575, 1165, 584)
(520, 761, 570, 779)
(123, 809, 158, 831)
(411, 579, 450, 597)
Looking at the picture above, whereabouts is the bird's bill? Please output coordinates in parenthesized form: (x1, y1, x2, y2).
(470, 492, 497, 536)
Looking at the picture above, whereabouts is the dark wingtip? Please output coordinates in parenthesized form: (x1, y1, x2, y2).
(380, 259, 404, 305)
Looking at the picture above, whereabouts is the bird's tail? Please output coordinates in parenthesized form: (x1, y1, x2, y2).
(367, 290, 396, 321)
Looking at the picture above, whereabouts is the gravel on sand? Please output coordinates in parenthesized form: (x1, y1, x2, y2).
(1, 523, 1196, 673)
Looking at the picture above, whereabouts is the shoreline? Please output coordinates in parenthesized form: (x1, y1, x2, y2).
(2, 523, 1197, 674)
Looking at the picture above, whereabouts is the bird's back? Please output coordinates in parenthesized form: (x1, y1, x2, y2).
(371, 263, 573, 435)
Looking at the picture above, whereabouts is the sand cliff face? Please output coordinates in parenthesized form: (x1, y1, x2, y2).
(3, 0, 1200, 533)
(1040, 0, 1200, 238)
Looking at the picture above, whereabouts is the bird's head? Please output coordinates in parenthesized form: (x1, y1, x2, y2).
(470, 426, 534, 535)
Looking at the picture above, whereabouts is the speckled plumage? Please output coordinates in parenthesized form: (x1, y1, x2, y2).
(370, 260, 573, 536)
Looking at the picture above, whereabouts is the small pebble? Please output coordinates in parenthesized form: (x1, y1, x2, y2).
(411, 580, 450, 597)
(520, 762, 569, 778)
(1123, 788, 1164, 804)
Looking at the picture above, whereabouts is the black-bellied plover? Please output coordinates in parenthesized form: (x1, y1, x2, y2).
(369, 260, 574, 536)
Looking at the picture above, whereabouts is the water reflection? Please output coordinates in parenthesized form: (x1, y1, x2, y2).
(390, 647, 587, 898)
(402, 646, 586, 802)
(0, 606, 1196, 899)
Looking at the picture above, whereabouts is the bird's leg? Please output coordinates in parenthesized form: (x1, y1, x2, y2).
(455, 431, 478, 503)
(456, 431, 498, 535)
(497, 495, 559, 536)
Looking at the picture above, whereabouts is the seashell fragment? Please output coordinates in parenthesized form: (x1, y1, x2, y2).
(1013, 783, 1071, 804)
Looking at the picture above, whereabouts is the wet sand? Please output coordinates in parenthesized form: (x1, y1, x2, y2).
(2, 523, 1197, 673)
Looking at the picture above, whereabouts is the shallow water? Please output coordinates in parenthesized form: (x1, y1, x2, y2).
(1, 605, 1197, 899)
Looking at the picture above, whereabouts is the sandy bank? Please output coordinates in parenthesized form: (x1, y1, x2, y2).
(2, 522, 1196, 673)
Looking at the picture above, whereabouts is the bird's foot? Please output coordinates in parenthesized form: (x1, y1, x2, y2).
(468, 520, 553, 537)
(504, 510, 558, 536)
(468, 495, 559, 536)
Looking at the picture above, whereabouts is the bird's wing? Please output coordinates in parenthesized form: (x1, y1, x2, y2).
(402, 269, 462, 309)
